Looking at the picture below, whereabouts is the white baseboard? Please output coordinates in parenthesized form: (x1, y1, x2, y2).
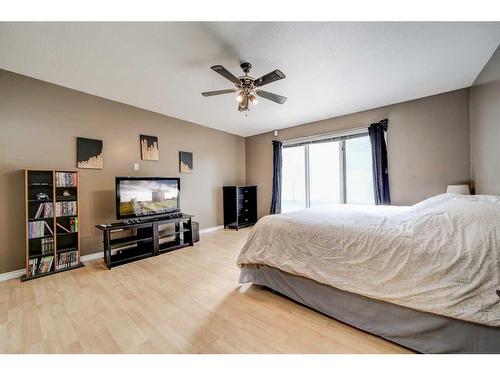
(0, 268, 25, 282)
(80, 252, 104, 262)
(200, 225, 224, 234)
(0, 225, 225, 283)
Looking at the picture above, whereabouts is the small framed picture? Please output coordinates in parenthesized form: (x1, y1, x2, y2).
(140, 135, 159, 161)
(77, 137, 103, 169)
(179, 151, 193, 174)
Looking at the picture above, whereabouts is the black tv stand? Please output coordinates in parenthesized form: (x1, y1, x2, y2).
(121, 211, 183, 225)
(95, 214, 194, 269)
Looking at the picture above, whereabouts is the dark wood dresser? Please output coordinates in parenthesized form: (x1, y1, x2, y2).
(223, 186, 257, 230)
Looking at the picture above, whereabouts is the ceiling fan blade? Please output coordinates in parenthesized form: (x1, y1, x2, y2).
(256, 90, 287, 104)
(211, 65, 241, 85)
(254, 69, 285, 87)
(201, 89, 238, 97)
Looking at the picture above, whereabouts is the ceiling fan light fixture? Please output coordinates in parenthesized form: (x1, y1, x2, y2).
(238, 97, 249, 112)
(202, 62, 287, 112)
(249, 94, 258, 105)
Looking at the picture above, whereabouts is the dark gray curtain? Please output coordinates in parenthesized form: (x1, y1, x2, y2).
(270, 140, 283, 214)
(368, 119, 390, 205)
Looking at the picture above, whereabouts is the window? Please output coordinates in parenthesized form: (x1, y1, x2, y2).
(309, 141, 341, 208)
(282, 146, 306, 213)
(281, 132, 374, 213)
(345, 136, 374, 205)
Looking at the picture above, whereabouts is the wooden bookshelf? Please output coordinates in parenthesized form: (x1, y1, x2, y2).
(22, 169, 83, 281)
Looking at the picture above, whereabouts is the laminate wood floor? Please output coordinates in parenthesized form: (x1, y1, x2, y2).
(0, 228, 412, 353)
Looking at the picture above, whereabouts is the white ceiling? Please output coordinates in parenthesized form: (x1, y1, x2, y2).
(1, 22, 499, 137)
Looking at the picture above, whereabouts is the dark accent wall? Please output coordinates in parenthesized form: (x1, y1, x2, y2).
(0, 69, 246, 274)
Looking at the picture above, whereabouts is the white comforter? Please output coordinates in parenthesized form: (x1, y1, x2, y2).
(237, 194, 500, 326)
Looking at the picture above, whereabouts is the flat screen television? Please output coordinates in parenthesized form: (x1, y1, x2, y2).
(115, 177, 180, 219)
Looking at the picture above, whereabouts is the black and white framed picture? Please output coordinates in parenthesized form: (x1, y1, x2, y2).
(179, 151, 193, 174)
(140, 134, 159, 161)
(77, 137, 103, 169)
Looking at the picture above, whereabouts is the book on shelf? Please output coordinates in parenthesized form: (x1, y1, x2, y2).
(55, 172, 77, 187)
(41, 237, 54, 255)
(39, 255, 54, 273)
(34, 202, 53, 219)
(28, 258, 38, 276)
(28, 221, 53, 238)
(55, 201, 77, 216)
(44, 203, 53, 218)
(57, 250, 78, 270)
(70, 217, 78, 232)
(28, 255, 54, 276)
(35, 203, 44, 218)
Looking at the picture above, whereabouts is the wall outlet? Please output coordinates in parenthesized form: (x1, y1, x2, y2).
(133, 163, 140, 171)
(273, 130, 278, 136)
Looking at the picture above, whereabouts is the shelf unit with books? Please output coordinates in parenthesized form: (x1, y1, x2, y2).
(23, 169, 83, 281)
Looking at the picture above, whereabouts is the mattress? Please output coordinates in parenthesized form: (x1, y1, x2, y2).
(240, 264, 500, 353)
(237, 193, 500, 326)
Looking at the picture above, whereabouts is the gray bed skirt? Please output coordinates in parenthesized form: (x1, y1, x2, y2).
(239, 264, 500, 354)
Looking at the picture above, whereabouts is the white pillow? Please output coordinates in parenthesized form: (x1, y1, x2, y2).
(409, 193, 459, 213)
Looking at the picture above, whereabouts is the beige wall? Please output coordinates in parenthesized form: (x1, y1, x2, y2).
(246, 89, 470, 218)
(470, 46, 500, 195)
(0, 68, 477, 274)
(0, 70, 246, 274)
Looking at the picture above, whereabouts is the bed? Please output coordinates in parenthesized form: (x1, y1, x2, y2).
(237, 193, 500, 353)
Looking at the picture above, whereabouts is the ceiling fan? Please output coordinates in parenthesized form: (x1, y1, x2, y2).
(202, 62, 287, 112)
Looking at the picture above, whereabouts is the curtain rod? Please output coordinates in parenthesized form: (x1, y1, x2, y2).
(276, 119, 388, 146)
(280, 126, 368, 146)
